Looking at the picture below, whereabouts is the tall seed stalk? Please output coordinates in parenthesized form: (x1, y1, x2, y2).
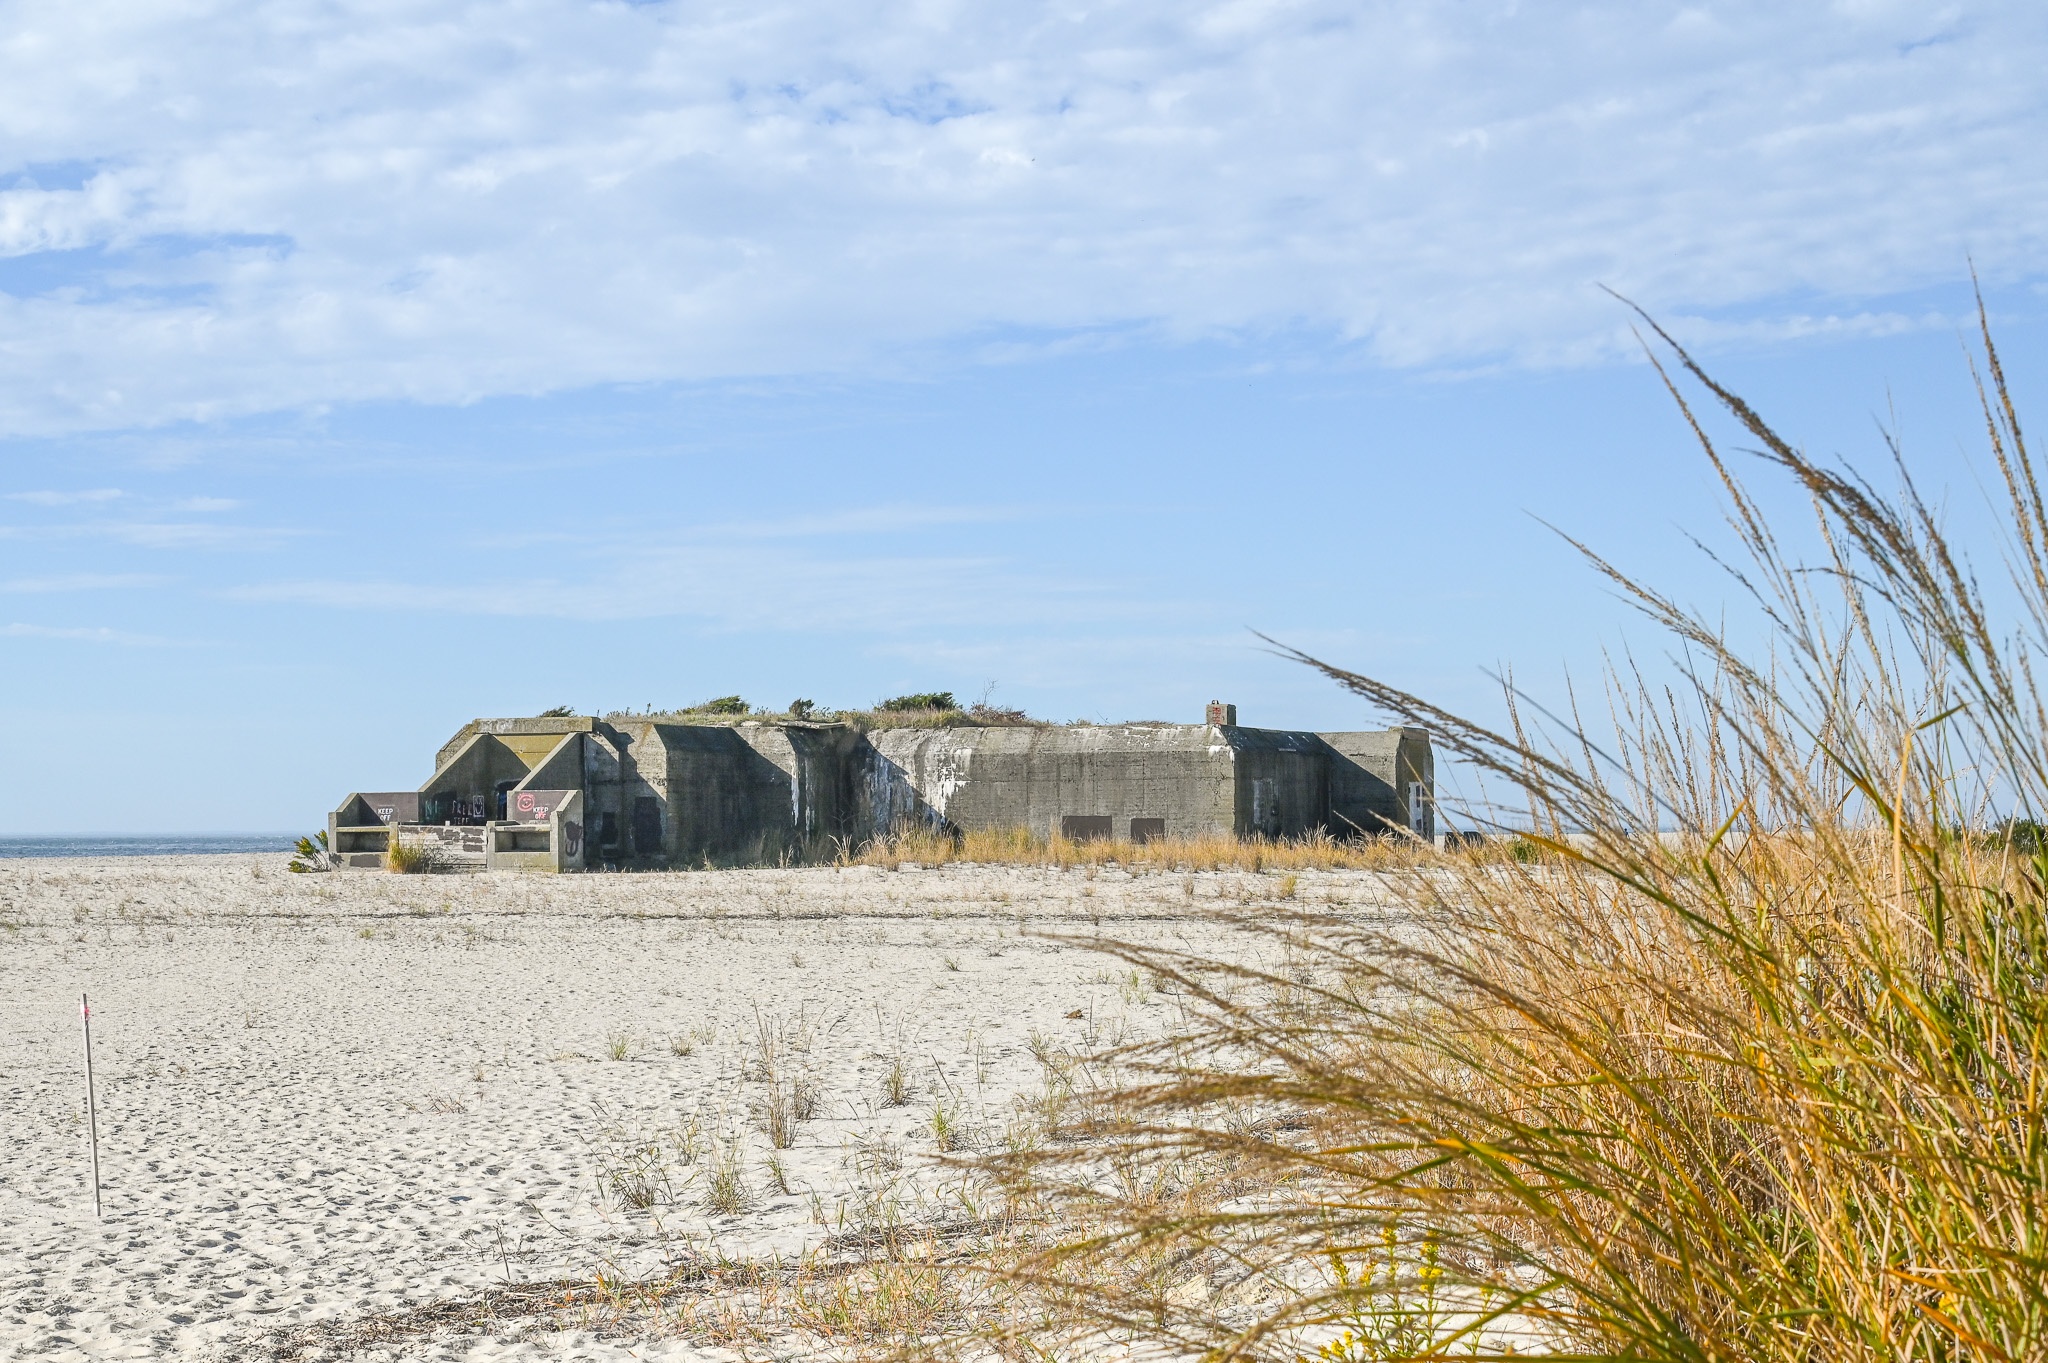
(973, 292, 2048, 1363)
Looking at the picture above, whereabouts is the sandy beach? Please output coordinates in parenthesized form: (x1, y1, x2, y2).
(0, 855, 1383, 1361)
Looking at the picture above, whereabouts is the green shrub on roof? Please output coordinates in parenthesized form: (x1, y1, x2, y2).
(878, 692, 958, 712)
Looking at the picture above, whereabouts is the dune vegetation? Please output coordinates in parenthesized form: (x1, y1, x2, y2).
(842, 824, 1440, 874)
(942, 299, 2048, 1362)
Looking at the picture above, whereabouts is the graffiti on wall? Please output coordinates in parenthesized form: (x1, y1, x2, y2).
(422, 793, 490, 825)
(357, 792, 419, 825)
(511, 790, 575, 822)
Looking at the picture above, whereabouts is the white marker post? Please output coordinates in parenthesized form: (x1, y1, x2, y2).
(81, 992, 101, 1219)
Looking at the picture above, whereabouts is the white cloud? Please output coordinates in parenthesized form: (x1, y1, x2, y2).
(0, 0, 2040, 433)
(225, 537, 1145, 635)
(0, 572, 164, 591)
(7, 488, 123, 504)
(1, 622, 177, 644)
(217, 500, 1124, 639)
(0, 518, 294, 549)
(704, 505, 1034, 540)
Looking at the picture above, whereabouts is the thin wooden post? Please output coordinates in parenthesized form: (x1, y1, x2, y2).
(81, 992, 101, 1219)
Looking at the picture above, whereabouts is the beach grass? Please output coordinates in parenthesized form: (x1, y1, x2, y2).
(950, 296, 2048, 1362)
(842, 823, 1434, 874)
(384, 833, 437, 874)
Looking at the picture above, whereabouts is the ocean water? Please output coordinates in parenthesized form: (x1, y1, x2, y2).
(0, 834, 300, 859)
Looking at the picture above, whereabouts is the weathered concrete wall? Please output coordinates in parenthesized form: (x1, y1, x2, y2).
(858, 725, 1249, 841)
(487, 789, 583, 873)
(435, 716, 595, 772)
(1322, 727, 1433, 836)
(1395, 728, 1434, 837)
(602, 721, 860, 864)
(514, 732, 585, 792)
(656, 725, 785, 862)
(732, 722, 863, 845)
(419, 734, 533, 821)
(578, 728, 628, 864)
(1227, 728, 1330, 838)
(604, 720, 675, 862)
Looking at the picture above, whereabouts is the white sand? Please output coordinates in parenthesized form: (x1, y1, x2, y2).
(0, 856, 1372, 1362)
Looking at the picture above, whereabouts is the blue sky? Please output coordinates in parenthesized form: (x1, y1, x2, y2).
(2, 0, 2045, 833)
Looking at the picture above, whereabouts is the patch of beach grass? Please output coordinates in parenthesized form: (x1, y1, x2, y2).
(879, 1054, 912, 1107)
(843, 822, 1433, 874)
(384, 834, 439, 874)
(704, 1137, 751, 1216)
(959, 297, 2048, 1362)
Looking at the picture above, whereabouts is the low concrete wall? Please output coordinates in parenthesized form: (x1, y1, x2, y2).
(486, 790, 582, 872)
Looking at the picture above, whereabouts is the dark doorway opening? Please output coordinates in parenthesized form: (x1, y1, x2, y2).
(632, 797, 662, 856)
(1060, 814, 1113, 841)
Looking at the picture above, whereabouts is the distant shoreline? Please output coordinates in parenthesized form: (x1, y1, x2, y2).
(0, 834, 299, 858)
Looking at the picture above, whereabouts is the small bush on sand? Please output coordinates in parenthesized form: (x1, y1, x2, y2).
(287, 831, 334, 873)
(384, 834, 438, 874)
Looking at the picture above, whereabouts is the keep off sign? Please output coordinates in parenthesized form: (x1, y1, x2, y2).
(511, 790, 574, 822)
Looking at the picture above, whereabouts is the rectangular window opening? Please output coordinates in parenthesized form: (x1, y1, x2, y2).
(1060, 814, 1113, 842)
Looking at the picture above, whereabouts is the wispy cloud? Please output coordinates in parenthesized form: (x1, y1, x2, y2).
(7, 488, 123, 504)
(0, 573, 165, 592)
(226, 535, 1166, 635)
(1, 621, 179, 645)
(456, 504, 1032, 553)
(707, 505, 1036, 541)
(0, 519, 295, 550)
(0, 2, 2039, 433)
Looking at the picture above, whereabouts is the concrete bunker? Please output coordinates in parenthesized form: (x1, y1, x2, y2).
(328, 707, 1432, 872)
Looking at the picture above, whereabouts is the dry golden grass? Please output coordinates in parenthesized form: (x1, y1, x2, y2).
(383, 833, 437, 874)
(962, 823, 2048, 1361)
(942, 295, 2048, 1362)
(261, 1233, 1014, 1362)
(844, 823, 1436, 873)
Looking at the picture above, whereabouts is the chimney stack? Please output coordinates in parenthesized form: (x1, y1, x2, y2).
(1205, 700, 1237, 726)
